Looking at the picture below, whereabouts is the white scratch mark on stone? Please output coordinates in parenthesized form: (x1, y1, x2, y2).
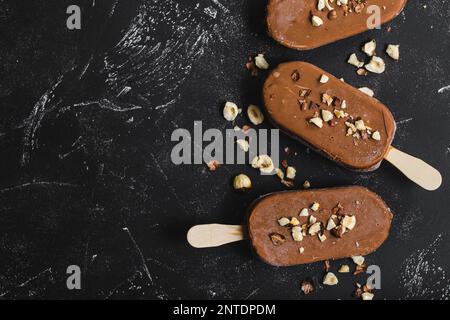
(438, 85, 450, 93)
(122, 226, 153, 284)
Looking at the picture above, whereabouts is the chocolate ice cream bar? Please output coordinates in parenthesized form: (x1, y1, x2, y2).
(267, 0, 408, 50)
(263, 61, 396, 171)
(247, 186, 392, 266)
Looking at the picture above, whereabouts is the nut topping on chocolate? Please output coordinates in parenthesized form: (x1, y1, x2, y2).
(319, 74, 329, 83)
(308, 222, 322, 235)
(278, 217, 290, 227)
(321, 109, 334, 122)
(269, 233, 286, 246)
(311, 15, 324, 27)
(309, 117, 324, 128)
(311, 202, 320, 212)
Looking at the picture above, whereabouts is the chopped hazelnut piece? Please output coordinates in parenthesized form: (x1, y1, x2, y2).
(277, 217, 290, 227)
(269, 233, 286, 246)
(207, 159, 221, 171)
(236, 139, 249, 152)
(303, 180, 311, 189)
(326, 217, 337, 230)
(361, 292, 374, 300)
(309, 215, 317, 224)
(310, 202, 320, 211)
(348, 53, 364, 68)
(233, 174, 252, 190)
(362, 40, 376, 57)
(342, 215, 356, 230)
(355, 119, 366, 131)
(321, 109, 334, 122)
(386, 44, 400, 60)
(275, 168, 284, 180)
(338, 264, 350, 273)
(311, 15, 324, 27)
(247, 105, 264, 125)
(299, 247, 305, 254)
(291, 69, 300, 81)
(286, 166, 296, 179)
(318, 233, 327, 242)
(309, 117, 324, 128)
(317, 0, 326, 11)
(254, 54, 269, 70)
(354, 264, 367, 275)
(299, 208, 309, 217)
(322, 93, 333, 106)
(292, 226, 303, 241)
(334, 109, 348, 119)
(341, 100, 347, 109)
(372, 131, 381, 141)
(319, 74, 329, 83)
(290, 217, 300, 226)
(328, 9, 337, 19)
(308, 222, 322, 235)
(359, 87, 374, 97)
(365, 56, 386, 74)
(251, 155, 274, 174)
(223, 102, 240, 121)
(323, 272, 339, 286)
(352, 255, 365, 266)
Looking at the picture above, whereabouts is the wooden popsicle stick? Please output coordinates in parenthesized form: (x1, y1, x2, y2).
(187, 224, 246, 248)
(384, 146, 442, 191)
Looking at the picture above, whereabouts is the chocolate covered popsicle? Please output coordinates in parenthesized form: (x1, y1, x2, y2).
(263, 61, 396, 171)
(247, 186, 392, 266)
(267, 0, 408, 50)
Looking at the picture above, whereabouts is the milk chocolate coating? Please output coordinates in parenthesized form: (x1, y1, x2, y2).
(248, 186, 392, 266)
(267, 0, 407, 50)
(263, 61, 396, 171)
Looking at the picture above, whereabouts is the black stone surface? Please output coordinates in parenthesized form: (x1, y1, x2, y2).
(0, 0, 449, 300)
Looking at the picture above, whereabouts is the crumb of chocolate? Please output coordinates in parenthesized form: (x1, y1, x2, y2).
(353, 264, 367, 275)
(324, 260, 331, 272)
(309, 101, 319, 110)
(331, 225, 346, 238)
(291, 70, 300, 81)
(301, 279, 314, 294)
(328, 9, 337, 19)
(269, 233, 286, 246)
(245, 58, 258, 76)
(207, 159, 221, 171)
(281, 159, 288, 168)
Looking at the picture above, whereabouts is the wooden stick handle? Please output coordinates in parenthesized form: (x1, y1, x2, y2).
(384, 147, 442, 191)
(187, 224, 246, 248)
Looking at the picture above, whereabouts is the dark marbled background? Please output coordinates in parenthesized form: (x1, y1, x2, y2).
(0, 0, 449, 299)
